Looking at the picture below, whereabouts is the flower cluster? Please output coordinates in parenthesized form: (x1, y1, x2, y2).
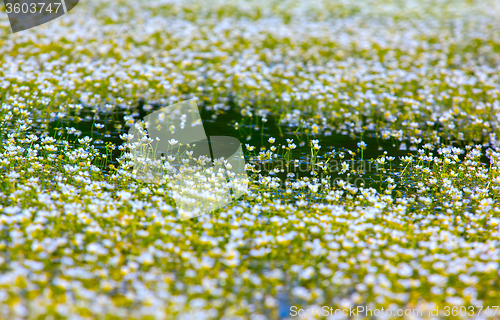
(1, 0, 500, 319)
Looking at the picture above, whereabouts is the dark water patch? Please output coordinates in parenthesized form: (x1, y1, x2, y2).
(47, 99, 418, 194)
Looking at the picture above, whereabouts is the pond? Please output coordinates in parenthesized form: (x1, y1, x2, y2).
(47, 97, 418, 198)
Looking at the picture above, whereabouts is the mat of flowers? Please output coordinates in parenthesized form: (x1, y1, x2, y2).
(1, 0, 500, 319)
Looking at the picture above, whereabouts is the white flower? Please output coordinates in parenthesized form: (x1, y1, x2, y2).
(117, 190, 132, 201)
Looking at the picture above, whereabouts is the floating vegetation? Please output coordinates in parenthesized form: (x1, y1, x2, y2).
(1, 0, 500, 319)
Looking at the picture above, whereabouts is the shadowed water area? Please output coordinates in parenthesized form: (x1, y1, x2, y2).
(46, 98, 419, 194)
